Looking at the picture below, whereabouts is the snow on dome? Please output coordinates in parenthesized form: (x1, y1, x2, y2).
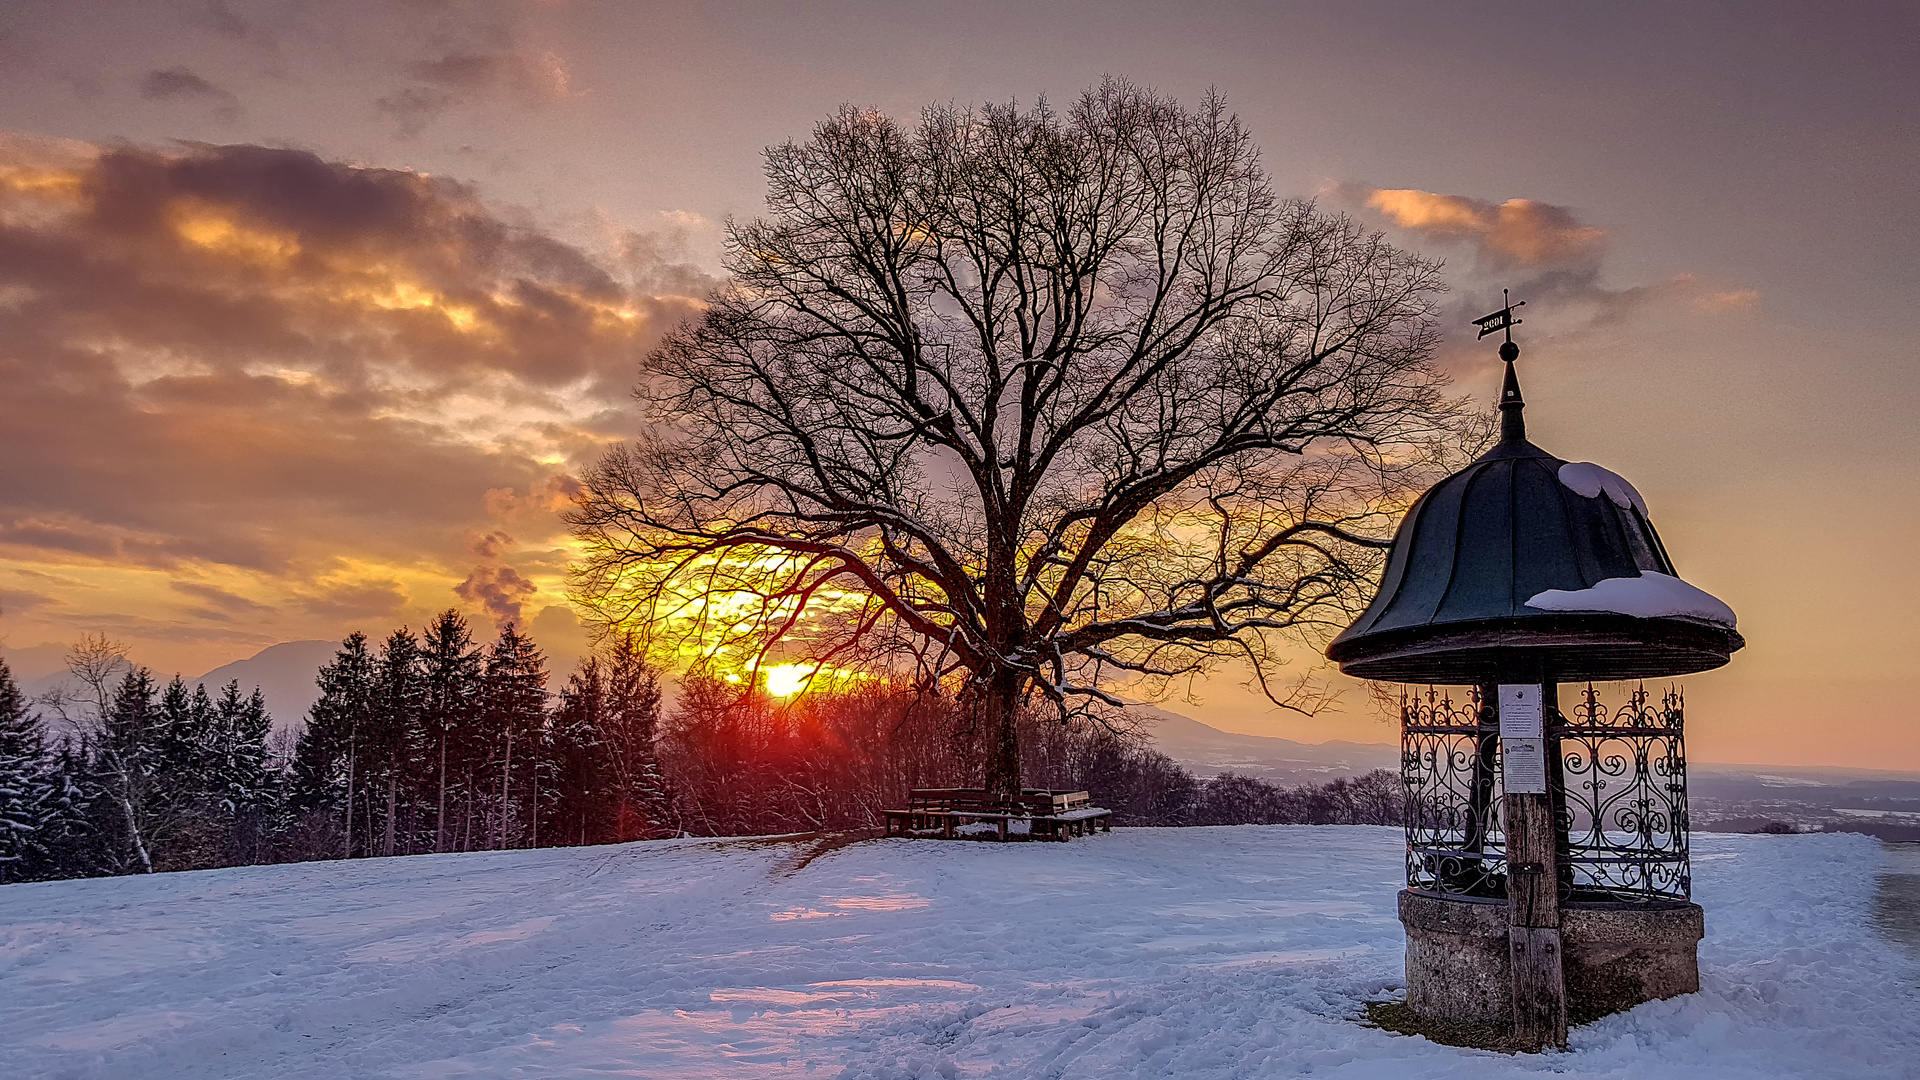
(1559, 461, 1649, 515)
(1527, 571, 1736, 627)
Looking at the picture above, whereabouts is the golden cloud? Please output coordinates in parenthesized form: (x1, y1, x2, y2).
(0, 135, 710, 665)
(1362, 188, 1606, 268)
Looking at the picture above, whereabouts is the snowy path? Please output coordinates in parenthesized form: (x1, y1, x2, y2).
(1, 828, 1914, 1079)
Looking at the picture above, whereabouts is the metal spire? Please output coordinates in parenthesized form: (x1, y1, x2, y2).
(1474, 289, 1527, 442)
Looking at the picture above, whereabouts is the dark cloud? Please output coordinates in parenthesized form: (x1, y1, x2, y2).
(6, 567, 95, 589)
(0, 589, 58, 617)
(455, 564, 536, 629)
(200, 1, 277, 53)
(468, 530, 514, 559)
(295, 580, 408, 621)
(379, 48, 577, 137)
(139, 67, 242, 122)
(375, 86, 457, 139)
(171, 581, 273, 614)
(0, 136, 700, 643)
(52, 610, 277, 647)
(407, 51, 573, 103)
(483, 475, 583, 522)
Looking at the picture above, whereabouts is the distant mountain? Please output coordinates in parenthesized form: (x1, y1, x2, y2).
(11, 640, 333, 734)
(192, 640, 337, 731)
(1132, 705, 1400, 785)
(0, 641, 72, 684)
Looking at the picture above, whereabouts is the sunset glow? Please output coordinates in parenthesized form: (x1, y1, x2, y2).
(0, 2, 1912, 771)
(761, 664, 814, 698)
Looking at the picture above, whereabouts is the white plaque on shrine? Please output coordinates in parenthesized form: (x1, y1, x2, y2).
(1498, 683, 1544, 739)
(1502, 737, 1548, 794)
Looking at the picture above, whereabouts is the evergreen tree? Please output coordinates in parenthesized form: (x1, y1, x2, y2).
(36, 739, 94, 879)
(369, 628, 423, 857)
(208, 682, 276, 812)
(547, 665, 605, 845)
(0, 658, 56, 882)
(481, 624, 547, 848)
(155, 678, 215, 790)
(419, 610, 481, 853)
(291, 632, 376, 855)
(551, 645, 671, 845)
(91, 666, 162, 873)
(147, 676, 221, 868)
(209, 682, 278, 862)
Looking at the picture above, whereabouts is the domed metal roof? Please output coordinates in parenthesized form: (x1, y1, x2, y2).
(1326, 340, 1744, 684)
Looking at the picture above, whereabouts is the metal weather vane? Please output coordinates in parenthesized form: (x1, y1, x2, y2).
(1473, 289, 1526, 341)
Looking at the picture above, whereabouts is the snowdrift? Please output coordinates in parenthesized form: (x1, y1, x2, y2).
(0, 828, 1913, 1078)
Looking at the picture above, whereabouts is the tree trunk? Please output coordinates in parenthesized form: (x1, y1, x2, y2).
(344, 731, 356, 859)
(500, 732, 513, 849)
(382, 772, 397, 858)
(981, 672, 1023, 797)
(435, 735, 447, 854)
(118, 789, 154, 873)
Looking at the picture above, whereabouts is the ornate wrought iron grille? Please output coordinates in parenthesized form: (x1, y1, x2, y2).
(1554, 685, 1690, 903)
(1403, 688, 1505, 898)
(1401, 684, 1690, 905)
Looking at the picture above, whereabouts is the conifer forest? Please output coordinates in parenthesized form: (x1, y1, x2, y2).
(0, 612, 1400, 883)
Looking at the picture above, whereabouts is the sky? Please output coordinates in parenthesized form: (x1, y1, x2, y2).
(0, 0, 1914, 768)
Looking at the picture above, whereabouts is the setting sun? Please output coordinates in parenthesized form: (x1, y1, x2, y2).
(761, 663, 814, 697)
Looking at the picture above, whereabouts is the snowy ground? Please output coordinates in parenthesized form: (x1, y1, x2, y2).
(1, 828, 1915, 1079)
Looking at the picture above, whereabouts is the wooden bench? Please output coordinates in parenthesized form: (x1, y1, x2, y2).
(882, 788, 1114, 842)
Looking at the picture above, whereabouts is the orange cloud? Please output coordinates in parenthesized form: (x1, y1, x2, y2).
(1693, 289, 1762, 312)
(0, 136, 708, 664)
(1333, 182, 1756, 334)
(1361, 188, 1606, 268)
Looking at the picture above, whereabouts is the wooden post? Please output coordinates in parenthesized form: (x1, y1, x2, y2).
(1505, 791, 1566, 1049)
(1500, 680, 1567, 1050)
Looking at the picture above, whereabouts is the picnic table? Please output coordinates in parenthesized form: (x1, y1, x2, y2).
(881, 788, 1113, 842)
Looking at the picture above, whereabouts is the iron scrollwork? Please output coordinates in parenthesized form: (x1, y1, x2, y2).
(1554, 685, 1690, 903)
(1401, 683, 1690, 905)
(1402, 687, 1506, 898)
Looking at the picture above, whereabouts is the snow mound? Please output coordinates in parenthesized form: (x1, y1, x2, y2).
(1528, 571, 1738, 627)
(1559, 461, 1649, 515)
(1, 829, 1910, 1078)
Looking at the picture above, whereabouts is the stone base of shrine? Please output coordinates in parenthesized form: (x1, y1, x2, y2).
(1398, 889, 1703, 1024)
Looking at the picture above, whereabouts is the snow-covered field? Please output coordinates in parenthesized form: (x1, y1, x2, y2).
(1, 828, 1914, 1079)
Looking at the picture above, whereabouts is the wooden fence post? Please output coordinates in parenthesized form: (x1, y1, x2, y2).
(1500, 682, 1567, 1050)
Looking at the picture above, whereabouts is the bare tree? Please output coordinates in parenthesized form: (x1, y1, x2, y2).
(47, 635, 156, 873)
(570, 82, 1468, 794)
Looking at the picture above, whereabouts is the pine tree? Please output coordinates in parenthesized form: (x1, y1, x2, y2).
(147, 676, 222, 868)
(481, 624, 547, 848)
(91, 666, 161, 873)
(0, 658, 56, 882)
(547, 663, 605, 845)
(208, 682, 275, 812)
(419, 610, 481, 853)
(291, 632, 376, 856)
(33, 740, 95, 881)
(550, 646, 671, 844)
(599, 645, 671, 840)
(369, 628, 423, 857)
(209, 681, 278, 862)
